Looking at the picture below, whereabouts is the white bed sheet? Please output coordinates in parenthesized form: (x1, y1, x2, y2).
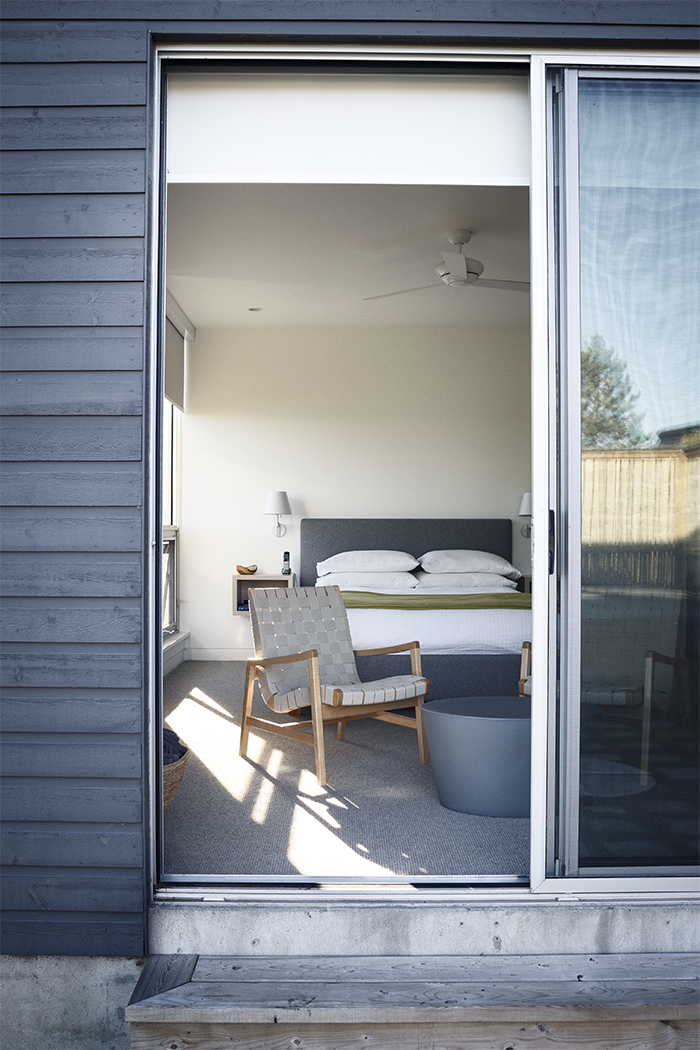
(347, 607, 531, 656)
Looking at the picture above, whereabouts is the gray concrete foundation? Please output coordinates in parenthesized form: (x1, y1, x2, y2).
(149, 893, 699, 957)
(0, 956, 142, 1050)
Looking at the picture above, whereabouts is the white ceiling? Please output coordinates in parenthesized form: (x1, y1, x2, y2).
(166, 183, 530, 329)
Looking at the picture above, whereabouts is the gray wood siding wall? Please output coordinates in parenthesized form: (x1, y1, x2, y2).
(0, 9, 149, 958)
(0, 1, 697, 960)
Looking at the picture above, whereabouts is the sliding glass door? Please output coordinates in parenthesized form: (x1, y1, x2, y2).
(553, 70, 699, 879)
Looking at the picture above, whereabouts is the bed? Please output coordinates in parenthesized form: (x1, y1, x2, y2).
(299, 518, 531, 699)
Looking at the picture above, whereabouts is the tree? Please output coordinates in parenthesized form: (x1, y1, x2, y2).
(580, 334, 648, 448)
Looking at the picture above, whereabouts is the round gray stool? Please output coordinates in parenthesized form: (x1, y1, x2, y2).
(422, 696, 531, 817)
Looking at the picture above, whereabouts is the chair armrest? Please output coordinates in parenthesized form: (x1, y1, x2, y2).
(353, 640, 422, 677)
(353, 640, 420, 658)
(645, 650, 688, 668)
(247, 649, 318, 669)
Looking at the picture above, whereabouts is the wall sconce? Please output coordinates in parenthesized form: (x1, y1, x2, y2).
(518, 491, 532, 538)
(264, 490, 292, 537)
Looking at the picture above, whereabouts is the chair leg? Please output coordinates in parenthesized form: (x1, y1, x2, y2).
(337, 720, 346, 741)
(415, 699, 428, 764)
(239, 662, 256, 758)
(640, 652, 654, 787)
(307, 654, 327, 786)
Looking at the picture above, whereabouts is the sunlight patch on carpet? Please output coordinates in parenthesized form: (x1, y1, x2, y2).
(166, 690, 264, 803)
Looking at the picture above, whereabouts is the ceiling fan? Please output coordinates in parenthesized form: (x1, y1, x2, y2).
(363, 230, 530, 301)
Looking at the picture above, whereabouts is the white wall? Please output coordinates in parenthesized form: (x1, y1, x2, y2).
(179, 326, 530, 660)
(167, 74, 530, 185)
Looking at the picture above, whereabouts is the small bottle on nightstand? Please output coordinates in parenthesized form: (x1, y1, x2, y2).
(282, 551, 291, 575)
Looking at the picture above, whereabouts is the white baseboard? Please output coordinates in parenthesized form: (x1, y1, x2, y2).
(187, 647, 253, 662)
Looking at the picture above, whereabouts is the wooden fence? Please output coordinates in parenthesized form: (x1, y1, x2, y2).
(581, 447, 698, 588)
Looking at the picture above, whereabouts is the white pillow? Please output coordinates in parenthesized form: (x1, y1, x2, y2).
(414, 570, 518, 590)
(316, 550, 418, 575)
(315, 571, 419, 590)
(419, 549, 521, 580)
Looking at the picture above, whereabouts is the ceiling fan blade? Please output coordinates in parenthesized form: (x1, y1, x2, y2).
(363, 284, 441, 301)
(477, 278, 530, 293)
(439, 250, 467, 279)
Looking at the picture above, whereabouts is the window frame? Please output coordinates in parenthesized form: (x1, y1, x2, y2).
(147, 41, 700, 901)
(530, 54, 700, 895)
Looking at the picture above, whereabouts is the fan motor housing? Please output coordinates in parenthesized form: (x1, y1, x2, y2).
(437, 257, 484, 286)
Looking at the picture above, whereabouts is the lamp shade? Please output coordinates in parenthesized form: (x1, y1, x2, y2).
(264, 490, 292, 516)
(518, 491, 532, 517)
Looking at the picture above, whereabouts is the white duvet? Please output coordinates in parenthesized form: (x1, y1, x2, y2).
(346, 605, 531, 656)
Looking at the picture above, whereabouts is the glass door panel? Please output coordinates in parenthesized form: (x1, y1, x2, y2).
(577, 76, 699, 870)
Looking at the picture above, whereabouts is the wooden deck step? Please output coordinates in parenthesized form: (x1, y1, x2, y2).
(126, 952, 700, 1049)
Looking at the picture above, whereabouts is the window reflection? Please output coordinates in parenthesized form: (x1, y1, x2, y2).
(577, 79, 699, 868)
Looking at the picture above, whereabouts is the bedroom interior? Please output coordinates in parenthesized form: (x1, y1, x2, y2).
(161, 177, 534, 880)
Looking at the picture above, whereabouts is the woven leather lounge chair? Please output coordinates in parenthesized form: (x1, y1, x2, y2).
(239, 585, 430, 785)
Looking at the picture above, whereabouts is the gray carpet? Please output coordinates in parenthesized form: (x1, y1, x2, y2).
(163, 661, 529, 878)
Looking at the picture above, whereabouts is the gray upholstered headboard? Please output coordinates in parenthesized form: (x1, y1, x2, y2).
(299, 518, 512, 587)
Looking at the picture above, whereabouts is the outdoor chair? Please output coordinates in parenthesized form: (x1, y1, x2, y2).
(239, 585, 430, 785)
(580, 587, 690, 785)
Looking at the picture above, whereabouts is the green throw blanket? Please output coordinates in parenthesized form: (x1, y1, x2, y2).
(340, 591, 532, 610)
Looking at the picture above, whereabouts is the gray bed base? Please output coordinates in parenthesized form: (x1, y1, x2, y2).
(299, 518, 521, 699)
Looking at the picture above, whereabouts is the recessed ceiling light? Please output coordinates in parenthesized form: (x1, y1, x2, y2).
(248, 307, 262, 312)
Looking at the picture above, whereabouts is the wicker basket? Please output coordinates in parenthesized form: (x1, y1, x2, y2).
(163, 748, 189, 810)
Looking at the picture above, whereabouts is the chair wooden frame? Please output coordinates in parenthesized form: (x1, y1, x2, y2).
(518, 641, 532, 696)
(239, 640, 429, 786)
(640, 648, 691, 786)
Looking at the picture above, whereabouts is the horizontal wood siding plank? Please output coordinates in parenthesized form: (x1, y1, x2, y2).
(0, 917, 144, 956)
(0, 651, 142, 688)
(120, 17, 700, 47)
(0, 194, 144, 237)
(0, 328, 143, 371)
(0, 282, 144, 327)
(0, 22, 147, 63)
(0, 508, 142, 551)
(0, 463, 142, 506)
(1, 695, 141, 733)
(1, 873, 144, 912)
(1, 829, 142, 867)
(0, 417, 142, 461)
(0, 416, 142, 461)
(0, 63, 147, 107)
(0, 150, 146, 194)
(0, 553, 142, 597)
(2, 1, 697, 25)
(1, 739, 141, 778)
(1, 238, 144, 282)
(0, 106, 147, 151)
(1, 373, 143, 415)
(0, 599, 142, 643)
(1, 782, 142, 821)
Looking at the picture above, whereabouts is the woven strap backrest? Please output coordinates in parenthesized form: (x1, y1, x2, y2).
(581, 587, 683, 689)
(249, 586, 360, 704)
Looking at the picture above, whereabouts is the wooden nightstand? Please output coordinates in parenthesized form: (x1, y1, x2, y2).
(232, 573, 295, 614)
